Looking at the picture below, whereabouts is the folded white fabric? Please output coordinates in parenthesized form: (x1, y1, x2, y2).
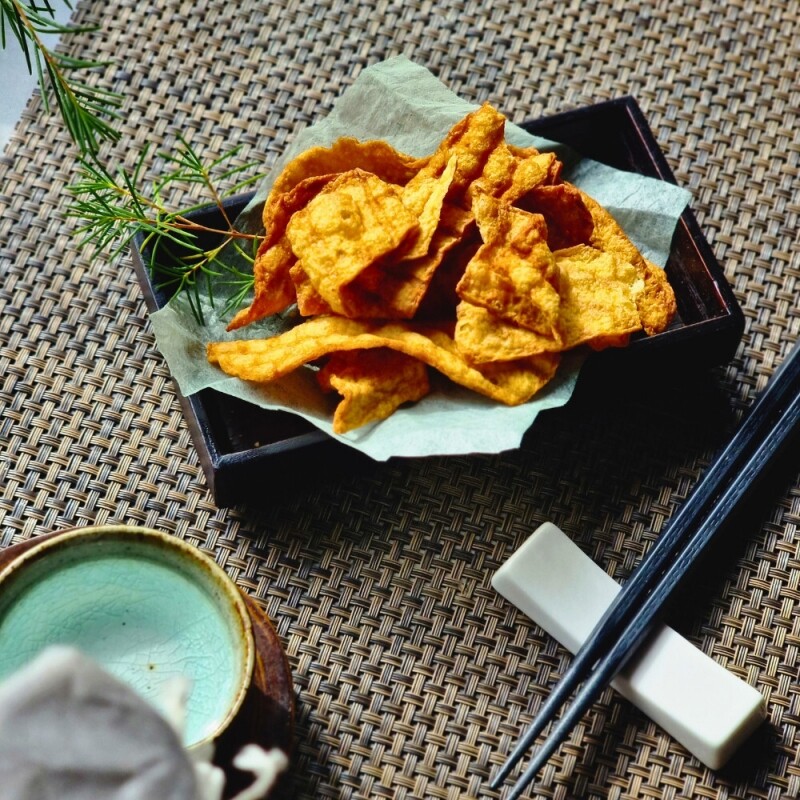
(492, 522, 767, 769)
(0, 646, 288, 800)
(0, 646, 196, 800)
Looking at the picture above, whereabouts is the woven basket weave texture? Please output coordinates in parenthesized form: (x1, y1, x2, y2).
(1, 1, 799, 798)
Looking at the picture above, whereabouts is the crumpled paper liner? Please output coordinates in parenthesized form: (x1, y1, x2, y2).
(148, 55, 691, 462)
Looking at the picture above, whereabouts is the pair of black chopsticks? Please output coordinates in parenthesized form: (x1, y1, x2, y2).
(490, 341, 800, 799)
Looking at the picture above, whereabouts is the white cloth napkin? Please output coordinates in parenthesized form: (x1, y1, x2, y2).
(0, 646, 287, 800)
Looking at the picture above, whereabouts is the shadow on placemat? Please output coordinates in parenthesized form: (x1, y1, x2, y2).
(226, 357, 740, 519)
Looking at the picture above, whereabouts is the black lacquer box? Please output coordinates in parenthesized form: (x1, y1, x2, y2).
(131, 96, 744, 506)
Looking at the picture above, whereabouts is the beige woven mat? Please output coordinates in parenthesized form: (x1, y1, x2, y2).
(1, 1, 799, 798)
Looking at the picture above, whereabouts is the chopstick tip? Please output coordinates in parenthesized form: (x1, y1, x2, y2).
(487, 774, 504, 791)
(487, 753, 522, 791)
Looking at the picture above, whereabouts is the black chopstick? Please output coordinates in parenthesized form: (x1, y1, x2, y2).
(490, 342, 800, 798)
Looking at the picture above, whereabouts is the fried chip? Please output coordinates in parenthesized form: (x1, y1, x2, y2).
(289, 262, 333, 316)
(317, 349, 430, 433)
(637, 259, 677, 335)
(286, 169, 420, 315)
(466, 139, 517, 200)
(340, 203, 474, 319)
(505, 150, 562, 202)
(228, 174, 336, 331)
(517, 183, 594, 250)
(586, 332, 632, 351)
(414, 222, 481, 320)
(207, 316, 555, 405)
(227, 236, 297, 331)
(578, 189, 677, 334)
(455, 300, 561, 363)
(457, 197, 561, 336)
(416, 103, 507, 200)
(216, 103, 679, 432)
(507, 143, 544, 160)
(474, 351, 561, 400)
(578, 189, 644, 267)
(267, 137, 427, 203)
(554, 244, 643, 350)
(468, 141, 560, 206)
(261, 173, 337, 246)
(400, 154, 457, 259)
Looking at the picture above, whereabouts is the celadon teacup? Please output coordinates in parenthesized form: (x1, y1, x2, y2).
(0, 525, 255, 749)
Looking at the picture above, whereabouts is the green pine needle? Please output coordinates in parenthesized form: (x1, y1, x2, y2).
(66, 138, 261, 325)
(5, 2, 262, 325)
(1, 0, 122, 155)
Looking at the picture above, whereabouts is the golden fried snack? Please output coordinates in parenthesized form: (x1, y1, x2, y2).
(506, 150, 562, 202)
(227, 174, 336, 330)
(577, 189, 677, 335)
(455, 301, 561, 363)
(266, 137, 428, 203)
(553, 244, 644, 350)
(230, 141, 439, 331)
(466, 138, 516, 200)
(466, 139, 560, 206)
(399, 154, 457, 259)
(475, 351, 562, 401)
(212, 103, 679, 432)
(517, 183, 594, 250)
(226, 236, 297, 331)
(261, 173, 338, 248)
(413, 102, 506, 200)
(317, 349, 430, 433)
(289, 262, 332, 316)
(342, 204, 473, 319)
(457, 196, 560, 336)
(286, 170, 419, 315)
(636, 259, 678, 336)
(207, 316, 559, 406)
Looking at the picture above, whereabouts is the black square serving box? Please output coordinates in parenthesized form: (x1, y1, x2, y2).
(131, 96, 744, 507)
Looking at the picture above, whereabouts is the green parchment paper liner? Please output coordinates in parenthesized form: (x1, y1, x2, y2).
(148, 56, 691, 462)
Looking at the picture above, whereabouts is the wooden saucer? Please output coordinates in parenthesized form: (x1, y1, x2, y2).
(0, 531, 295, 797)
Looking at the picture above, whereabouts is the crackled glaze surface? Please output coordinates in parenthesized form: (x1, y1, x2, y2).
(0, 529, 252, 747)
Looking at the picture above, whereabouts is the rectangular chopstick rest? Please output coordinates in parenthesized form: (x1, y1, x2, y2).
(492, 522, 767, 770)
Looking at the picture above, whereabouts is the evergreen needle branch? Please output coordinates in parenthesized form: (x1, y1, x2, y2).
(66, 139, 262, 325)
(1, 0, 122, 154)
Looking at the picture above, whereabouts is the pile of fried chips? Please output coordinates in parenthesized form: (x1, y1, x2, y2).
(207, 103, 677, 434)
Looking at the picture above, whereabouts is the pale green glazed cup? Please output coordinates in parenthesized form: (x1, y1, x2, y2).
(0, 525, 255, 749)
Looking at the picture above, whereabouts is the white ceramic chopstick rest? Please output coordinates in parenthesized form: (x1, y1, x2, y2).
(492, 522, 767, 770)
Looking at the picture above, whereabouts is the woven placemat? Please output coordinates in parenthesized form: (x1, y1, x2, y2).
(1, 1, 799, 798)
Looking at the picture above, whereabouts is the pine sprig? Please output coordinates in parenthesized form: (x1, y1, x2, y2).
(66, 136, 262, 324)
(1, 0, 122, 154)
(6, 3, 263, 324)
